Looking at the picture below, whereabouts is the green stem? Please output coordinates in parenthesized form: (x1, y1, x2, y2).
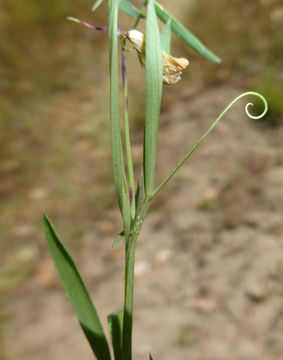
(122, 196, 152, 360)
(132, 0, 148, 29)
(152, 91, 268, 198)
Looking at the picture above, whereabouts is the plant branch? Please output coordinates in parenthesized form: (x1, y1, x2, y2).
(152, 91, 268, 198)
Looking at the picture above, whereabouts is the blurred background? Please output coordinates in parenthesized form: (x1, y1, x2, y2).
(1, 1, 283, 359)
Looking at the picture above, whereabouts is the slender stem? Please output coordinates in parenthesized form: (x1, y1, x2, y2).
(121, 37, 135, 219)
(152, 91, 268, 198)
(122, 197, 152, 360)
(132, 0, 148, 29)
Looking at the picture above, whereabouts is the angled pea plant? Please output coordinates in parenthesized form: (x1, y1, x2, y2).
(43, 1, 268, 360)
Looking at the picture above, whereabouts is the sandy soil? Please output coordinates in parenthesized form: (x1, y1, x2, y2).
(3, 86, 283, 360)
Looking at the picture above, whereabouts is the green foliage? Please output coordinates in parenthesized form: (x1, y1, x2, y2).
(117, 0, 221, 63)
(109, 0, 131, 238)
(161, 18, 172, 53)
(118, 0, 146, 19)
(42, 2, 268, 360)
(92, 0, 106, 12)
(153, 1, 221, 63)
(143, 0, 163, 196)
(108, 310, 123, 360)
(134, 171, 144, 221)
(43, 214, 111, 360)
(112, 231, 124, 249)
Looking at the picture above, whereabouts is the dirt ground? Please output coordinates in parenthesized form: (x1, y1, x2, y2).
(2, 85, 283, 360)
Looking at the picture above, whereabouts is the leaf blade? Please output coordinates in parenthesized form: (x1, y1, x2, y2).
(108, 310, 123, 360)
(144, 0, 163, 196)
(154, 0, 221, 63)
(118, 0, 146, 19)
(112, 231, 124, 250)
(42, 214, 111, 360)
(109, 0, 123, 207)
(118, 0, 220, 63)
(161, 17, 171, 53)
(134, 170, 144, 221)
(91, 0, 105, 12)
(109, 0, 131, 237)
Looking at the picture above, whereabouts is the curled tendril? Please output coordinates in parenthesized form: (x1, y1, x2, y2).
(237, 91, 268, 120)
(152, 91, 268, 198)
(216, 91, 268, 122)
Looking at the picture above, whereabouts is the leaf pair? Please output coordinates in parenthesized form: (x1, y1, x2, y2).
(108, 0, 163, 228)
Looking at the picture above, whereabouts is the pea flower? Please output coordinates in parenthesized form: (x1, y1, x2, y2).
(126, 29, 189, 85)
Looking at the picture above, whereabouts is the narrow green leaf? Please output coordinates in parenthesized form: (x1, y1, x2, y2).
(42, 214, 111, 360)
(118, 0, 220, 63)
(112, 231, 124, 249)
(118, 0, 146, 19)
(134, 170, 144, 221)
(91, 0, 105, 12)
(154, 1, 221, 63)
(108, 310, 123, 360)
(144, 0, 163, 196)
(109, 0, 131, 237)
(109, 0, 123, 206)
(122, 178, 131, 239)
(161, 17, 171, 53)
